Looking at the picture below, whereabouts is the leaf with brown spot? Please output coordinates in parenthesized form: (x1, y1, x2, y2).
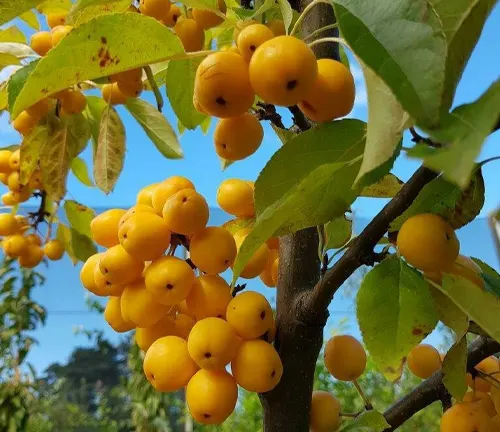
(93, 104, 125, 194)
(64, 199, 95, 238)
(67, 0, 131, 25)
(361, 173, 404, 198)
(19, 124, 47, 184)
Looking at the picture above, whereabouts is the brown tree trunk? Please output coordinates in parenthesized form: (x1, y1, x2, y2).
(260, 2, 339, 431)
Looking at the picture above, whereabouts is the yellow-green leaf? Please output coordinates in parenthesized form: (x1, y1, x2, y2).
(324, 215, 352, 250)
(57, 223, 78, 265)
(339, 410, 390, 432)
(20, 10, 39, 30)
(0, 26, 26, 44)
(0, 0, 41, 26)
(222, 217, 255, 235)
(36, 0, 72, 14)
(271, 124, 296, 145)
(276, 0, 293, 33)
(64, 199, 95, 238)
(70, 228, 97, 262)
(83, 95, 106, 151)
(429, 284, 469, 337)
(442, 336, 468, 401)
(10, 12, 184, 117)
(360, 174, 403, 198)
(71, 156, 94, 187)
(68, 0, 131, 25)
(93, 104, 125, 193)
(19, 125, 47, 184)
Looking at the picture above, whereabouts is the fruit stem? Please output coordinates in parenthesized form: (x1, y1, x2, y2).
(290, 0, 334, 37)
(303, 23, 339, 42)
(144, 66, 163, 112)
(340, 412, 362, 418)
(308, 36, 349, 50)
(353, 379, 373, 410)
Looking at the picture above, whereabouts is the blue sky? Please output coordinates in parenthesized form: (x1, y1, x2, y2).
(1, 4, 499, 373)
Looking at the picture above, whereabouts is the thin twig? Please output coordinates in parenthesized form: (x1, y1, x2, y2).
(254, 102, 286, 129)
(290, 0, 334, 36)
(353, 379, 373, 410)
(144, 66, 164, 112)
(288, 105, 313, 131)
(409, 127, 441, 148)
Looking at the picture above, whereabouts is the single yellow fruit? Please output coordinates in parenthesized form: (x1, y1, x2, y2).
(13, 111, 39, 136)
(174, 313, 195, 339)
(104, 296, 135, 333)
(186, 275, 232, 320)
(467, 356, 500, 393)
(491, 415, 500, 429)
(18, 244, 44, 268)
(3, 234, 28, 258)
(121, 279, 169, 328)
(310, 391, 341, 432)
(260, 249, 279, 287)
(214, 114, 263, 161)
(237, 24, 274, 62)
(51, 25, 72, 46)
(135, 315, 176, 351)
(188, 317, 238, 370)
(0, 150, 12, 174)
(117, 79, 144, 98)
(217, 179, 255, 217)
(136, 183, 158, 207)
(91, 208, 127, 248)
(162, 189, 209, 236)
(59, 90, 87, 115)
(26, 98, 51, 118)
(426, 254, 484, 290)
(440, 401, 494, 432)
(94, 264, 126, 297)
(110, 68, 142, 84)
(26, 233, 42, 246)
(30, 31, 53, 56)
(145, 256, 195, 305)
(163, 4, 181, 27)
(8, 149, 20, 170)
(298, 59, 355, 122)
(186, 369, 237, 425)
(407, 344, 441, 379)
(266, 19, 286, 36)
(0, 213, 19, 236)
(43, 239, 65, 260)
(324, 335, 366, 381)
(119, 204, 157, 227)
(233, 228, 269, 279)
(152, 176, 195, 214)
(47, 13, 66, 28)
(194, 51, 255, 118)
(80, 253, 102, 294)
(192, 0, 226, 29)
(231, 339, 283, 392)
(233, 20, 259, 41)
(190, 226, 237, 274)
(2, 190, 19, 205)
(178, 299, 196, 320)
(397, 213, 459, 272)
(99, 244, 145, 284)
(174, 18, 205, 53)
(463, 391, 497, 417)
(249, 36, 318, 106)
(119, 212, 171, 261)
(139, 0, 171, 21)
(101, 83, 128, 105)
(7, 171, 22, 192)
(143, 336, 198, 392)
(226, 291, 274, 339)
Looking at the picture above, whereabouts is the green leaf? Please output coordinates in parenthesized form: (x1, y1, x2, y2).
(324, 215, 351, 250)
(166, 58, 207, 130)
(7, 60, 38, 112)
(414, 79, 500, 188)
(68, 0, 131, 25)
(64, 200, 95, 238)
(357, 258, 439, 380)
(71, 156, 94, 187)
(471, 258, 500, 279)
(430, 0, 497, 112)
(360, 174, 403, 198)
(271, 124, 296, 145)
(93, 104, 125, 193)
(36, 0, 72, 14)
(222, 217, 255, 235)
(339, 410, 390, 432)
(354, 65, 407, 187)
(19, 125, 47, 184)
(232, 120, 366, 283)
(333, 0, 446, 127)
(200, 116, 211, 134)
(125, 98, 183, 159)
(389, 168, 485, 232)
(83, 95, 107, 151)
(40, 114, 90, 200)
(0, 27, 26, 44)
(251, 0, 274, 18)
(0, 0, 41, 26)
(438, 274, 500, 343)
(19, 10, 39, 29)
(471, 258, 500, 297)
(57, 224, 78, 265)
(70, 228, 97, 262)
(429, 284, 469, 337)
(9, 13, 184, 117)
(442, 336, 468, 401)
(178, 0, 217, 11)
(276, 0, 293, 33)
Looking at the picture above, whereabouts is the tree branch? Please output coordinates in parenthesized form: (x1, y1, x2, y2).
(383, 337, 500, 431)
(303, 166, 438, 313)
(254, 102, 286, 129)
(288, 105, 313, 131)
